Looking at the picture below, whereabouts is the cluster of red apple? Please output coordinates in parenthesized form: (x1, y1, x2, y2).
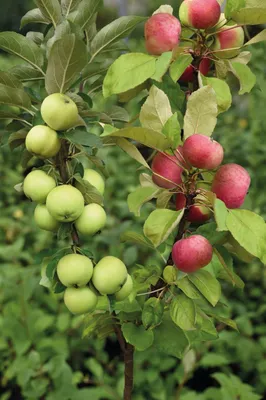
(22, 93, 133, 314)
(152, 134, 250, 273)
(145, 0, 245, 77)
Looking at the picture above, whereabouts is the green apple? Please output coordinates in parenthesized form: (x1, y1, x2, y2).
(34, 204, 60, 232)
(23, 170, 56, 203)
(46, 185, 84, 222)
(92, 256, 128, 295)
(76, 169, 105, 195)
(64, 287, 98, 315)
(25, 125, 61, 158)
(41, 93, 79, 131)
(75, 204, 107, 236)
(115, 274, 133, 301)
(57, 253, 93, 287)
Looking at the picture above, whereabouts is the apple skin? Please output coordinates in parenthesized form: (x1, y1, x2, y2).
(145, 13, 181, 55)
(172, 235, 213, 273)
(211, 163, 250, 209)
(64, 287, 98, 315)
(23, 170, 56, 203)
(76, 169, 105, 195)
(25, 125, 61, 159)
(57, 253, 93, 287)
(46, 185, 84, 222)
(92, 256, 128, 295)
(213, 24, 245, 58)
(152, 146, 186, 189)
(34, 204, 60, 231)
(183, 134, 224, 170)
(175, 193, 212, 223)
(179, 0, 221, 29)
(41, 93, 79, 131)
(115, 275, 133, 301)
(179, 58, 211, 82)
(75, 204, 107, 236)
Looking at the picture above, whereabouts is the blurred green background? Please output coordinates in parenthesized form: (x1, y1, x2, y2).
(1, 1, 266, 399)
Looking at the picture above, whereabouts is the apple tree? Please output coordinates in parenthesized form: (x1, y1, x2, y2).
(1, 0, 266, 398)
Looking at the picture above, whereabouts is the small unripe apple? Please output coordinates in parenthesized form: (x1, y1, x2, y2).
(179, 58, 211, 82)
(213, 24, 245, 58)
(23, 170, 56, 203)
(211, 163, 250, 208)
(175, 193, 212, 224)
(41, 93, 79, 131)
(92, 256, 128, 295)
(75, 204, 107, 236)
(172, 235, 213, 273)
(179, 0, 221, 29)
(34, 204, 60, 231)
(183, 134, 224, 170)
(145, 13, 181, 55)
(76, 169, 105, 195)
(26, 125, 61, 159)
(152, 147, 185, 189)
(64, 287, 98, 315)
(46, 185, 84, 222)
(163, 265, 178, 283)
(57, 253, 93, 287)
(115, 275, 133, 301)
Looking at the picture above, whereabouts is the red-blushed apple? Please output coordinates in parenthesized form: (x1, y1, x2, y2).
(145, 13, 181, 55)
(179, 0, 221, 29)
(211, 163, 251, 208)
(213, 24, 245, 58)
(183, 134, 224, 170)
(64, 287, 98, 315)
(57, 253, 93, 287)
(179, 58, 211, 82)
(175, 192, 212, 223)
(172, 235, 213, 273)
(152, 147, 186, 189)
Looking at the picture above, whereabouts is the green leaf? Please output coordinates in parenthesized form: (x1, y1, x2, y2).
(170, 294, 196, 331)
(101, 126, 171, 152)
(122, 322, 154, 351)
(133, 264, 161, 286)
(195, 222, 228, 245)
(81, 61, 112, 81)
(183, 86, 218, 139)
(8, 129, 28, 150)
(73, 0, 103, 31)
(0, 71, 23, 89)
(202, 77, 232, 114)
(201, 353, 230, 368)
(208, 313, 238, 331)
(226, 209, 266, 263)
(34, 0, 62, 27)
(0, 32, 44, 73)
(90, 16, 146, 60)
(73, 175, 103, 205)
(103, 53, 156, 98)
(154, 75, 185, 113)
(10, 65, 44, 82)
(65, 130, 102, 148)
(162, 112, 182, 148)
(20, 8, 50, 28)
(139, 85, 172, 132)
(116, 137, 150, 169)
(26, 31, 44, 45)
(153, 5, 173, 14)
(229, 62, 256, 95)
(188, 269, 221, 307)
(128, 187, 161, 217)
(244, 29, 266, 46)
(45, 34, 88, 94)
(225, 0, 245, 17)
(170, 54, 193, 82)
(214, 199, 229, 232)
(177, 277, 203, 300)
(156, 190, 173, 209)
(0, 84, 32, 112)
(142, 298, 164, 330)
(143, 209, 184, 248)
(121, 231, 154, 249)
(214, 246, 245, 288)
(152, 52, 172, 82)
(61, 0, 82, 16)
(229, 0, 266, 25)
(152, 313, 189, 358)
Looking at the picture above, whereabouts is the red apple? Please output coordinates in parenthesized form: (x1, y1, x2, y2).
(145, 13, 182, 55)
(183, 134, 224, 170)
(211, 163, 251, 209)
(175, 193, 212, 223)
(152, 147, 186, 189)
(179, 58, 211, 83)
(172, 235, 213, 273)
(213, 24, 245, 58)
(179, 0, 221, 30)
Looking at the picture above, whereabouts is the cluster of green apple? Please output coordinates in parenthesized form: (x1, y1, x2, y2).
(57, 254, 133, 315)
